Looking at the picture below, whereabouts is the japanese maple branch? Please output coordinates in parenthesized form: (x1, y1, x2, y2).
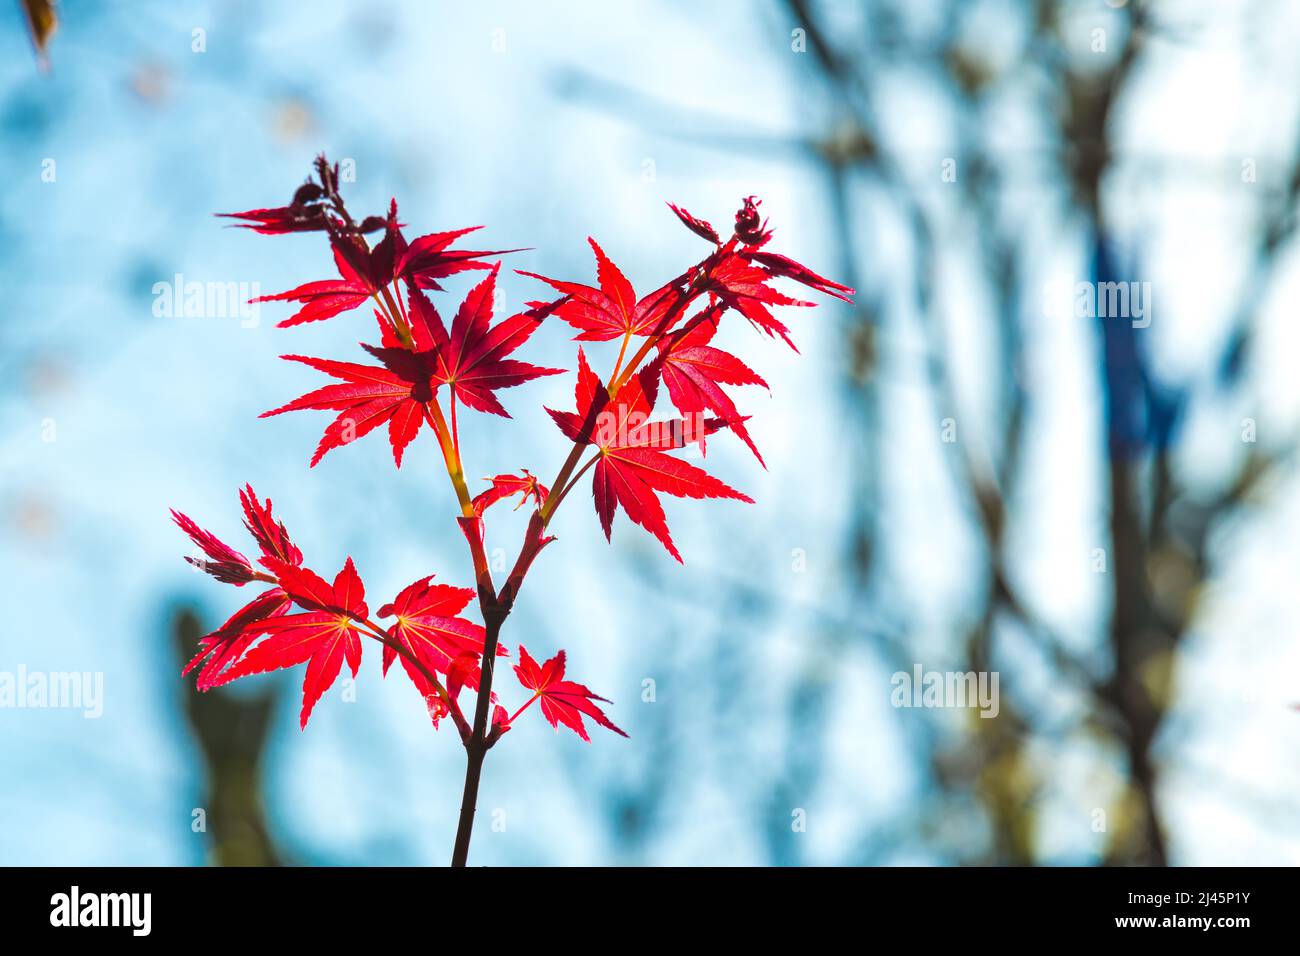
(366, 281, 505, 865)
(373, 253, 709, 866)
(446, 276, 709, 864)
(449, 604, 505, 867)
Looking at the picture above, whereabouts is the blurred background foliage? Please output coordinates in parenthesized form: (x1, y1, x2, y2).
(1, 0, 1299, 865)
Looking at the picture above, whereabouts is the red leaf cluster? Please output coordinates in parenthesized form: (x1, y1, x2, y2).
(177, 157, 851, 754)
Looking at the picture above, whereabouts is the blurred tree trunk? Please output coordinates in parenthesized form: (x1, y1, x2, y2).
(172, 606, 283, 866)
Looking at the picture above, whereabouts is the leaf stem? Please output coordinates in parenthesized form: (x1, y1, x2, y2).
(609, 330, 632, 384)
(451, 390, 461, 457)
(546, 453, 600, 515)
(509, 694, 538, 725)
(357, 617, 456, 717)
(379, 285, 413, 347)
(422, 400, 475, 517)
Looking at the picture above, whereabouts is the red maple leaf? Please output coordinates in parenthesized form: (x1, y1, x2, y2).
(705, 250, 813, 351)
(171, 509, 257, 585)
(216, 181, 333, 234)
(370, 272, 563, 418)
(250, 201, 512, 329)
(512, 646, 626, 742)
(519, 239, 683, 342)
(239, 484, 303, 568)
(261, 352, 433, 468)
(214, 557, 370, 729)
(546, 347, 752, 562)
(253, 233, 383, 328)
(445, 651, 482, 701)
(183, 587, 293, 691)
(396, 226, 523, 291)
(666, 202, 721, 245)
(218, 204, 328, 235)
(173, 487, 307, 689)
(471, 470, 549, 516)
(741, 249, 854, 302)
(658, 310, 769, 466)
(265, 273, 564, 465)
(377, 576, 503, 696)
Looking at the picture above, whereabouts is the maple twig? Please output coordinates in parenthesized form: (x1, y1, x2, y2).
(540, 441, 588, 526)
(449, 504, 562, 864)
(546, 453, 599, 516)
(450, 604, 507, 866)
